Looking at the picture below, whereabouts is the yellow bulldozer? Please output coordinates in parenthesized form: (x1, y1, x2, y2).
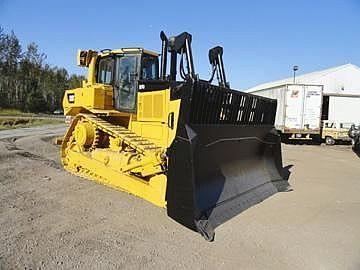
(61, 31, 289, 241)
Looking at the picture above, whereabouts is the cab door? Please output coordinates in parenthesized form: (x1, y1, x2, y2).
(114, 55, 140, 112)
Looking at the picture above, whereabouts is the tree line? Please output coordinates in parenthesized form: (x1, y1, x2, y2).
(0, 27, 84, 113)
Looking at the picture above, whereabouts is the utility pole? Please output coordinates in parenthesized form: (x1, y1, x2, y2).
(293, 65, 299, 84)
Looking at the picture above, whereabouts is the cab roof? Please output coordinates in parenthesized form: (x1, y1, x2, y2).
(100, 48, 159, 57)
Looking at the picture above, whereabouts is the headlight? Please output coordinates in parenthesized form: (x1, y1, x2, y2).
(67, 93, 75, 103)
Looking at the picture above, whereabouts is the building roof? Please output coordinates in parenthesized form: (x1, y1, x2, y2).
(246, 63, 360, 94)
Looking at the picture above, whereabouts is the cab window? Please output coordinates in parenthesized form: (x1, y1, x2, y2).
(97, 57, 114, 84)
(341, 123, 352, 129)
(141, 55, 159, 80)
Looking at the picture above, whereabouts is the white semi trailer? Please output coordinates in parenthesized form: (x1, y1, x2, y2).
(249, 84, 323, 140)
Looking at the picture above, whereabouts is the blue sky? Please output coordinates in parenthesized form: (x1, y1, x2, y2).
(1, 0, 359, 90)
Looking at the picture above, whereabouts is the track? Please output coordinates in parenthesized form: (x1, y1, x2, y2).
(60, 114, 167, 207)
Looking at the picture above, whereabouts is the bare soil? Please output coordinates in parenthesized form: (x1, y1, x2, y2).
(1, 125, 359, 270)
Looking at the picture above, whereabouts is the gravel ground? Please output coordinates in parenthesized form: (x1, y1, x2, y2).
(0, 125, 359, 270)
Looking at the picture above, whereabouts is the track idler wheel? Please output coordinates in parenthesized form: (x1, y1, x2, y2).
(74, 120, 98, 149)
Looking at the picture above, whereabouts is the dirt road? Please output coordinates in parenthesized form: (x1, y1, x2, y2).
(1, 125, 359, 269)
(0, 124, 66, 140)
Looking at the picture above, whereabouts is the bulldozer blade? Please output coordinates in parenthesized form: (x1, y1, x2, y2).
(166, 81, 289, 241)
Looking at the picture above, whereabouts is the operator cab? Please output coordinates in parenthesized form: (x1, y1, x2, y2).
(96, 48, 159, 112)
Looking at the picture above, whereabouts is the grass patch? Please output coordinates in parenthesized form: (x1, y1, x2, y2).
(0, 109, 35, 116)
(0, 117, 63, 130)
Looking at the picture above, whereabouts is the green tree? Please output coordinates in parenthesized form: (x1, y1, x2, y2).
(18, 43, 46, 111)
(0, 26, 83, 113)
(68, 74, 85, 89)
(0, 29, 22, 108)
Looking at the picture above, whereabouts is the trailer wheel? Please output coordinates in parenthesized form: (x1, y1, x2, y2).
(325, 136, 335, 145)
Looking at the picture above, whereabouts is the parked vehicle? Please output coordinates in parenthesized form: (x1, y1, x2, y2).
(249, 84, 323, 141)
(321, 120, 353, 145)
(53, 109, 64, 115)
(348, 124, 360, 152)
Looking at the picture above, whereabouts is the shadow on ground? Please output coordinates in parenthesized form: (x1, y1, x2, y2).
(282, 164, 293, 181)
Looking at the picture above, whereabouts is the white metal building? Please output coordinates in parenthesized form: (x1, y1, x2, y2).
(247, 63, 360, 124)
